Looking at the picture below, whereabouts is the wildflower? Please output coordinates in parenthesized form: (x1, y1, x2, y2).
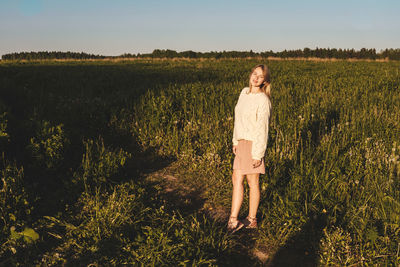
(389, 155, 399, 163)
(261, 184, 267, 191)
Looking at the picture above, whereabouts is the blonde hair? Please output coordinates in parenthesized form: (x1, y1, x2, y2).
(248, 64, 271, 98)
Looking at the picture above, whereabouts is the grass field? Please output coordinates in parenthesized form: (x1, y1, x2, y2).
(0, 58, 399, 265)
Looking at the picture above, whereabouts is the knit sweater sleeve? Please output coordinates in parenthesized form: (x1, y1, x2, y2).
(232, 88, 247, 146)
(232, 122, 239, 146)
(251, 99, 271, 160)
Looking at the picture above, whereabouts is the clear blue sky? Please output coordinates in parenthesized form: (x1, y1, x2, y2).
(1, 0, 399, 56)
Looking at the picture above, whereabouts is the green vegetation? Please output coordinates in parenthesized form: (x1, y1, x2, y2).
(0, 59, 399, 265)
(3, 47, 400, 60)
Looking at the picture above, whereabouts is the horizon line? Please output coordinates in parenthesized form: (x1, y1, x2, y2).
(2, 46, 400, 58)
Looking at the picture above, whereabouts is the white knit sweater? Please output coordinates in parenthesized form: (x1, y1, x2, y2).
(232, 87, 272, 160)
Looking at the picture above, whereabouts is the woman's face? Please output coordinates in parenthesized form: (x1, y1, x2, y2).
(250, 67, 265, 87)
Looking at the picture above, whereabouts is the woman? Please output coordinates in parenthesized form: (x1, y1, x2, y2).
(228, 64, 272, 232)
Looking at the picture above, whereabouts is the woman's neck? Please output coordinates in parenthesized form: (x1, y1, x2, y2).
(250, 86, 261, 93)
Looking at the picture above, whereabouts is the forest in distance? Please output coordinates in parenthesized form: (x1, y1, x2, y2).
(0, 58, 399, 265)
(2, 47, 400, 61)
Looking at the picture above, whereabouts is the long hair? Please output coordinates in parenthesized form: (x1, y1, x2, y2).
(248, 64, 271, 98)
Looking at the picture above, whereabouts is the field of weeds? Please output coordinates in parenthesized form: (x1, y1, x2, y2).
(0, 59, 399, 265)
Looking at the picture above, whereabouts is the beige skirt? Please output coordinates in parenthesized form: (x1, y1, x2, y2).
(233, 140, 265, 175)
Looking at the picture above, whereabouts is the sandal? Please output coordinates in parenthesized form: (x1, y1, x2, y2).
(242, 216, 257, 229)
(227, 216, 244, 233)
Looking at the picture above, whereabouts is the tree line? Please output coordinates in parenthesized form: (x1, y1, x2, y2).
(2, 48, 400, 60)
(1, 51, 106, 60)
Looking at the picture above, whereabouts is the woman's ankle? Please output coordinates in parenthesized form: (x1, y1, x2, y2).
(243, 215, 258, 229)
(229, 216, 238, 222)
(247, 215, 257, 221)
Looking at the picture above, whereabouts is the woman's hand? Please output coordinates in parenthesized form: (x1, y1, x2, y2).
(252, 159, 261, 168)
(232, 145, 237, 155)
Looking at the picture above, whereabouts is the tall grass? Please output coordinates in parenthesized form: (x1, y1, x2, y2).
(0, 59, 399, 265)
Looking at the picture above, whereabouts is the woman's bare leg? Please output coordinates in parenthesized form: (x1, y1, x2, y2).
(246, 173, 260, 218)
(230, 170, 245, 218)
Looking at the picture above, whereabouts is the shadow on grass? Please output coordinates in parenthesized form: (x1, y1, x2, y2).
(259, 151, 328, 266)
(0, 62, 259, 265)
(267, 212, 327, 267)
(299, 108, 340, 148)
(0, 62, 220, 218)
